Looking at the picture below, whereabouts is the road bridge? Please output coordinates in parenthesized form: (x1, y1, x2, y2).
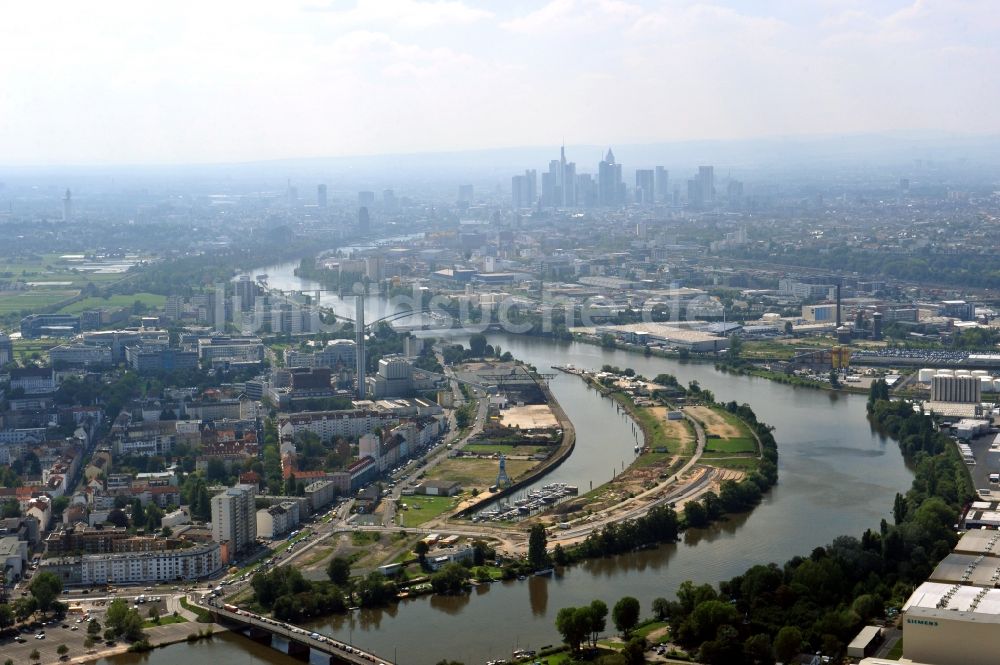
(212, 604, 394, 665)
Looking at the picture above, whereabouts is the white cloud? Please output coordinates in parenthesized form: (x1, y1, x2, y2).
(501, 0, 642, 35)
(304, 0, 493, 29)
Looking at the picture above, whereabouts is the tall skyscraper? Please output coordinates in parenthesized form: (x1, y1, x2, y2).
(635, 169, 655, 205)
(62, 189, 72, 222)
(356, 296, 366, 399)
(317, 184, 328, 208)
(210, 484, 256, 558)
(655, 166, 669, 203)
(358, 206, 370, 234)
(358, 191, 376, 207)
(458, 184, 474, 203)
(698, 166, 715, 205)
(235, 275, 257, 312)
(598, 148, 623, 206)
(383, 189, 397, 211)
(511, 170, 537, 208)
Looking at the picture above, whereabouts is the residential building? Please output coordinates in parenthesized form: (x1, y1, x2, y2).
(210, 484, 256, 559)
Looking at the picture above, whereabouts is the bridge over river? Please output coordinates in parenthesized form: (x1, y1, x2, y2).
(212, 604, 395, 665)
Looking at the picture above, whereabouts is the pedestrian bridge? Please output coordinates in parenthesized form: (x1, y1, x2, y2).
(212, 605, 393, 665)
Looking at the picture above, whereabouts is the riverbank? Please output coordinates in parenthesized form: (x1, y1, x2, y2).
(78, 624, 223, 665)
(454, 379, 577, 519)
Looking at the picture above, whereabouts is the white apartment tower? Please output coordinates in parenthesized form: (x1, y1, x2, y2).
(210, 484, 257, 556)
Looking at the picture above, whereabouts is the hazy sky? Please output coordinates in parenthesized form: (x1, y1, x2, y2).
(2, 0, 997, 165)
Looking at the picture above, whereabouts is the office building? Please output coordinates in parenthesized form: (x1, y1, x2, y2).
(358, 191, 375, 207)
(317, 184, 327, 208)
(235, 275, 258, 312)
(598, 148, 623, 206)
(635, 169, 655, 205)
(210, 484, 257, 559)
(358, 206, 370, 234)
(512, 169, 536, 208)
(458, 184, 473, 203)
(699, 166, 714, 205)
(655, 166, 669, 203)
(20, 314, 80, 338)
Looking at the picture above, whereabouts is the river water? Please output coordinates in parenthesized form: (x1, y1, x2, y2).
(100, 262, 914, 665)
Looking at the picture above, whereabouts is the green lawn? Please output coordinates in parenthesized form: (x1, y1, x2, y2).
(0, 289, 79, 315)
(703, 437, 757, 453)
(397, 495, 461, 526)
(633, 620, 669, 639)
(58, 292, 165, 314)
(463, 444, 548, 456)
(702, 457, 760, 471)
(887, 637, 903, 659)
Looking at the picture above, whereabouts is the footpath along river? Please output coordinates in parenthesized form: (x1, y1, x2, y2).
(96, 262, 914, 665)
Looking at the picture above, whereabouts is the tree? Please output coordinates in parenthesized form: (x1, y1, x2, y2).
(57, 644, 69, 657)
(29, 649, 39, 663)
(84, 637, 95, 649)
(14, 596, 37, 620)
(107, 508, 128, 528)
(651, 597, 672, 621)
(743, 633, 774, 665)
(148, 606, 160, 624)
(528, 524, 548, 570)
(587, 599, 608, 647)
(555, 606, 589, 653)
(29, 571, 64, 612)
(622, 637, 647, 665)
(327, 556, 351, 586)
(469, 333, 488, 358)
(613, 596, 641, 637)
(0, 604, 13, 628)
(829, 369, 840, 388)
(414, 540, 430, 566)
(726, 335, 742, 362)
(773, 626, 803, 664)
(87, 618, 102, 635)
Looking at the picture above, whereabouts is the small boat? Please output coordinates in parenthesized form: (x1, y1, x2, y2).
(533, 567, 554, 576)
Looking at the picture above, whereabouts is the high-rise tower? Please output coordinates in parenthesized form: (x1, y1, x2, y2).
(356, 296, 366, 399)
(62, 189, 72, 222)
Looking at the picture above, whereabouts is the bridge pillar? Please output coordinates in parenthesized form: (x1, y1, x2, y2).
(286, 639, 311, 660)
(247, 625, 273, 645)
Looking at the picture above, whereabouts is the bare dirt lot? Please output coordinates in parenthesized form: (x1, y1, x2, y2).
(499, 404, 559, 430)
(686, 405, 744, 438)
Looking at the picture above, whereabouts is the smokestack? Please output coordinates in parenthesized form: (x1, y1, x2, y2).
(835, 282, 841, 328)
(356, 296, 366, 399)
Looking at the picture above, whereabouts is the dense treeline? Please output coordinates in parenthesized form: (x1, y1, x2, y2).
(250, 566, 348, 622)
(727, 244, 1000, 289)
(650, 382, 973, 664)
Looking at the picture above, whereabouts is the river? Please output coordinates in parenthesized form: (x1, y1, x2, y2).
(100, 262, 914, 665)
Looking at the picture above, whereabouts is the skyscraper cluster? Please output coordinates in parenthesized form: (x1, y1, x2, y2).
(511, 146, 673, 209)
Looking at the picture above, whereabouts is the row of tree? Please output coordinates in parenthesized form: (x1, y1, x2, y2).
(641, 389, 973, 664)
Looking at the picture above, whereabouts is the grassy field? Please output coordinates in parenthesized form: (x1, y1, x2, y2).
(427, 457, 534, 489)
(462, 444, 548, 456)
(701, 457, 760, 470)
(58, 292, 165, 314)
(397, 494, 462, 526)
(0, 289, 79, 315)
(688, 406, 758, 455)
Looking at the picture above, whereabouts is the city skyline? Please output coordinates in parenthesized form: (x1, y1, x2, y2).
(2, 0, 998, 165)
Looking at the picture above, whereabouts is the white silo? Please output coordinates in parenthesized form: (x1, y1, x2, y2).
(918, 368, 936, 383)
(981, 377, 995, 392)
